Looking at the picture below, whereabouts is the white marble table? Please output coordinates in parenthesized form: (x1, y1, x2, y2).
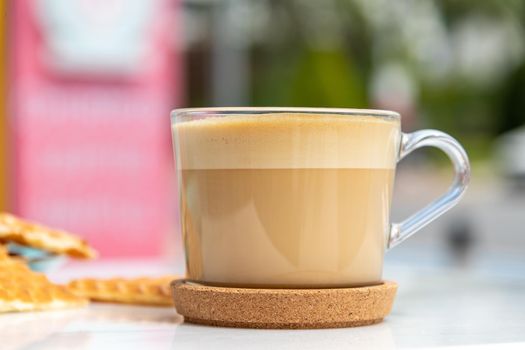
(2, 252, 525, 350)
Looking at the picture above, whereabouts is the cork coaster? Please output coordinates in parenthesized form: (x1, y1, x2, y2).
(172, 280, 397, 329)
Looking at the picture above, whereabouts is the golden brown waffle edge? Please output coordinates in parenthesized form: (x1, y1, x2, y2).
(0, 212, 97, 259)
(67, 276, 178, 306)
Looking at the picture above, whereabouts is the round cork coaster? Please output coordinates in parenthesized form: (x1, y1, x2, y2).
(172, 280, 397, 329)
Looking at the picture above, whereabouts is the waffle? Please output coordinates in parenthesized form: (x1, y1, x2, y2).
(0, 251, 88, 313)
(0, 213, 97, 259)
(67, 276, 177, 306)
(0, 245, 8, 259)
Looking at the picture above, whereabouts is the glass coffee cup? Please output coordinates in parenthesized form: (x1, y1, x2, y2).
(171, 108, 470, 288)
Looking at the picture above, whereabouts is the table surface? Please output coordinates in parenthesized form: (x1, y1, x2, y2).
(2, 251, 525, 350)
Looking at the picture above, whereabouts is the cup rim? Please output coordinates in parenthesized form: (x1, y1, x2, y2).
(171, 107, 400, 120)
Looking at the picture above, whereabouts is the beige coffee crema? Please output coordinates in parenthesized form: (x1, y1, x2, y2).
(174, 113, 400, 170)
(173, 113, 400, 288)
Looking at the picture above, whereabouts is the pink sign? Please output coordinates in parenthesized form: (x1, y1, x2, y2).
(9, 0, 182, 257)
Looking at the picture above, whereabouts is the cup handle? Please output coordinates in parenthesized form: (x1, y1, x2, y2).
(388, 130, 471, 249)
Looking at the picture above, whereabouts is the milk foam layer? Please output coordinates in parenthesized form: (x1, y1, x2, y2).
(173, 113, 400, 169)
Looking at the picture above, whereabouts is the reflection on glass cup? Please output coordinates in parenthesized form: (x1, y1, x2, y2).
(171, 108, 470, 288)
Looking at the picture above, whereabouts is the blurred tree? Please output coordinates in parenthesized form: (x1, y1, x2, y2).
(499, 62, 525, 134)
(184, 0, 525, 163)
(287, 50, 367, 108)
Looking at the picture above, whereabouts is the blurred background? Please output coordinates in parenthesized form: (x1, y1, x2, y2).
(1, 0, 524, 270)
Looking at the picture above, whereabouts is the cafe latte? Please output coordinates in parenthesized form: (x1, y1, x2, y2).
(173, 113, 400, 288)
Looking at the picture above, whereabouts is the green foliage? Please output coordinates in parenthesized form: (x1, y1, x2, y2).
(191, 0, 525, 163)
(287, 50, 367, 108)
